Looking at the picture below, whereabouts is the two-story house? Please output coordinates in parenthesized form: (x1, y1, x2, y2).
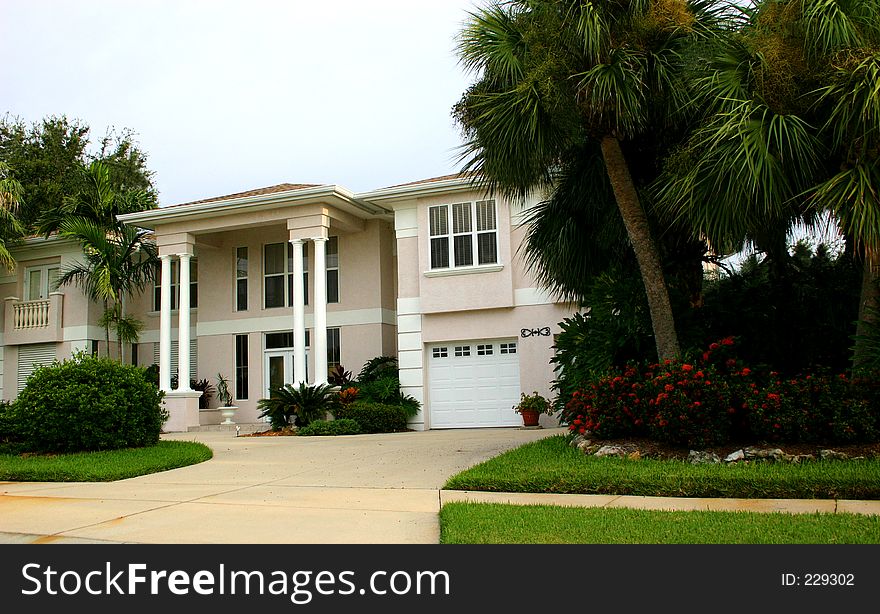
(2, 174, 572, 431)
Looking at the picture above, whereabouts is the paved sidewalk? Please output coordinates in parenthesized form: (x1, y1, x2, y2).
(2, 427, 877, 545)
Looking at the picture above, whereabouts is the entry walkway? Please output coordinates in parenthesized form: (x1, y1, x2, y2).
(2, 428, 877, 544)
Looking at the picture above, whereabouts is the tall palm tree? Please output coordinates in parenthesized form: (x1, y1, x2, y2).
(0, 161, 25, 271)
(55, 162, 157, 361)
(656, 0, 880, 367)
(454, 0, 725, 360)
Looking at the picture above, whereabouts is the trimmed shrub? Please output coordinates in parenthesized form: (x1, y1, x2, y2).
(10, 354, 166, 453)
(0, 400, 16, 443)
(297, 419, 361, 437)
(336, 401, 408, 434)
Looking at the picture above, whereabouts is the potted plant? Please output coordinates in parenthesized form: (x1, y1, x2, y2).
(513, 391, 552, 427)
(216, 373, 237, 424)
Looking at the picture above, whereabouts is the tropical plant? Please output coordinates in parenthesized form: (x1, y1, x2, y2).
(55, 162, 157, 361)
(328, 364, 353, 387)
(216, 373, 233, 407)
(453, 0, 726, 360)
(191, 378, 215, 410)
(0, 161, 25, 270)
(257, 383, 338, 429)
(513, 391, 553, 416)
(357, 356, 398, 383)
(655, 0, 880, 369)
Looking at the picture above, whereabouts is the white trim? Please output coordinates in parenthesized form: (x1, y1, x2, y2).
(424, 264, 504, 278)
(514, 287, 562, 306)
(193, 308, 396, 337)
(398, 332, 423, 351)
(137, 327, 197, 344)
(397, 314, 422, 334)
(399, 368, 424, 388)
(396, 297, 421, 316)
(63, 325, 126, 342)
(359, 176, 479, 203)
(394, 206, 418, 239)
(398, 348, 424, 370)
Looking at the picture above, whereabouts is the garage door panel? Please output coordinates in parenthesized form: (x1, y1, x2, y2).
(428, 338, 521, 429)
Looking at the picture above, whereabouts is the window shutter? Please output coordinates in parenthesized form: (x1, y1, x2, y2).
(18, 343, 57, 393)
(153, 340, 198, 381)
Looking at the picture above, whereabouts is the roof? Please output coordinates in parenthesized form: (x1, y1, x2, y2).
(169, 183, 320, 208)
(381, 172, 477, 190)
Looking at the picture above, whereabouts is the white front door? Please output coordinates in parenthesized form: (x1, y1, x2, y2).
(264, 349, 309, 398)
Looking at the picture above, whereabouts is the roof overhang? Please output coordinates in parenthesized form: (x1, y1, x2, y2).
(356, 176, 487, 206)
(118, 185, 391, 230)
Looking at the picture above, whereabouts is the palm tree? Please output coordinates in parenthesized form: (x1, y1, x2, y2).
(656, 0, 880, 367)
(0, 161, 25, 270)
(55, 162, 157, 360)
(454, 0, 724, 360)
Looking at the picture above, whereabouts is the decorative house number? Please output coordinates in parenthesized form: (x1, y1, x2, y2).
(521, 327, 551, 338)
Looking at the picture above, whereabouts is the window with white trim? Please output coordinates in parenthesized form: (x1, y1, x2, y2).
(24, 264, 61, 300)
(477, 344, 494, 356)
(235, 334, 249, 400)
(429, 200, 498, 269)
(327, 236, 339, 304)
(327, 327, 341, 368)
(500, 342, 517, 354)
(235, 247, 248, 311)
(153, 259, 198, 311)
(264, 243, 308, 309)
(432, 347, 448, 359)
(454, 345, 471, 357)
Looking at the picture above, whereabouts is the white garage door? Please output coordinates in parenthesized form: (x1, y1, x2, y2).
(428, 339, 521, 428)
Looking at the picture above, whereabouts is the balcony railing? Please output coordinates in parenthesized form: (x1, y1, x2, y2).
(13, 299, 51, 329)
(4, 293, 64, 345)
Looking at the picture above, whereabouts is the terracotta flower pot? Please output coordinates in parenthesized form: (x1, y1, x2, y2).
(520, 409, 540, 427)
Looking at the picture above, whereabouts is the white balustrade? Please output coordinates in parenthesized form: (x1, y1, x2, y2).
(14, 299, 51, 329)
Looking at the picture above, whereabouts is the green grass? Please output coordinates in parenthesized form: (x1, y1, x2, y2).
(440, 502, 880, 543)
(0, 441, 213, 482)
(444, 435, 880, 500)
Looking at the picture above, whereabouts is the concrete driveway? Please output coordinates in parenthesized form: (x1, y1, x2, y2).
(0, 427, 562, 544)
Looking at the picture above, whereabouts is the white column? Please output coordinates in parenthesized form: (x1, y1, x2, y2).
(291, 239, 307, 385)
(313, 237, 328, 385)
(159, 254, 173, 392)
(177, 252, 192, 392)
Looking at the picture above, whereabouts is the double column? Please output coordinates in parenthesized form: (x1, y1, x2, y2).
(159, 251, 193, 393)
(289, 235, 328, 386)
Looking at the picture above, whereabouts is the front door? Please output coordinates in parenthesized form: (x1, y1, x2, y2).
(264, 349, 309, 399)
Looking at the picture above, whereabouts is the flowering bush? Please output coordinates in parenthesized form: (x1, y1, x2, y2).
(561, 337, 880, 448)
(647, 362, 732, 448)
(513, 391, 553, 415)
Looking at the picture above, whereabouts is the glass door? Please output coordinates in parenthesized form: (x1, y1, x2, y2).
(263, 350, 310, 398)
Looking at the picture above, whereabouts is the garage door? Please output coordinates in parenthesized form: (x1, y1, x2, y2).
(428, 339, 521, 428)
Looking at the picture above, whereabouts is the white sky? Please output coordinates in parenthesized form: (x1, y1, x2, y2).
(0, 0, 480, 206)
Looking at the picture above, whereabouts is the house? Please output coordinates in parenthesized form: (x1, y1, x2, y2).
(2, 174, 573, 430)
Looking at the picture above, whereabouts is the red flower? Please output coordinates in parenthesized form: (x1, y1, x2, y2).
(709, 343, 720, 351)
(721, 337, 734, 346)
(741, 368, 751, 376)
(702, 352, 710, 362)
(664, 384, 674, 392)
(695, 371, 704, 378)
(681, 364, 693, 372)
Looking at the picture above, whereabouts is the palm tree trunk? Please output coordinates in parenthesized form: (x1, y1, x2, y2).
(853, 247, 879, 369)
(103, 299, 111, 358)
(117, 299, 125, 365)
(600, 136, 680, 361)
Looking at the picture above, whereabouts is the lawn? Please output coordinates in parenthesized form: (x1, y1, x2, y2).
(444, 435, 880, 500)
(0, 441, 213, 481)
(440, 502, 880, 544)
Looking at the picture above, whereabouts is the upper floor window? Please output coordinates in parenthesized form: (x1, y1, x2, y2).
(235, 247, 248, 311)
(429, 200, 498, 269)
(25, 264, 61, 300)
(327, 236, 339, 304)
(153, 259, 198, 311)
(264, 242, 308, 309)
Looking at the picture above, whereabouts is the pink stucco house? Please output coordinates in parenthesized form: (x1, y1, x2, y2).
(2, 174, 572, 431)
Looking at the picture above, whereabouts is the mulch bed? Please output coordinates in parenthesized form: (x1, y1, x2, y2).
(240, 427, 297, 437)
(581, 436, 880, 461)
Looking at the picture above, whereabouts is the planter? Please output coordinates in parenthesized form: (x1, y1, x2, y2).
(519, 409, 540, 427)
(219, 405, 238, 425)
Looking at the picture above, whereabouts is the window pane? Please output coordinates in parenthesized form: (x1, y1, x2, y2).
(28, 270, 41, 300)
(237, 278, 248, 311)
(327, 328, 341, 367)
(265, 276, 285, 308)
(452, 203, 471, 234)
(430, 237, 449, 269)
(453, 235, 473, 267)
(266, 332, 295, 349)
(235, 334, 248, 400)
(265, 243, 284, 275)
(47, 267, 60, 293)
(190, 282, 198, 309)
(154, 286, 161, 312)
(327, 269, 339, 303)
(429, 205, 448, 236)
(477, 232, 498, 265)
(476, 200, 497, 231)
(190, 259, 198, 283)
(326, 236, 339, 268)
(236, 247, 248, 278)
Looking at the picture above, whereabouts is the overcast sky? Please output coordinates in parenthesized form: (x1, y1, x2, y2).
(1, 0, 481, 206)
